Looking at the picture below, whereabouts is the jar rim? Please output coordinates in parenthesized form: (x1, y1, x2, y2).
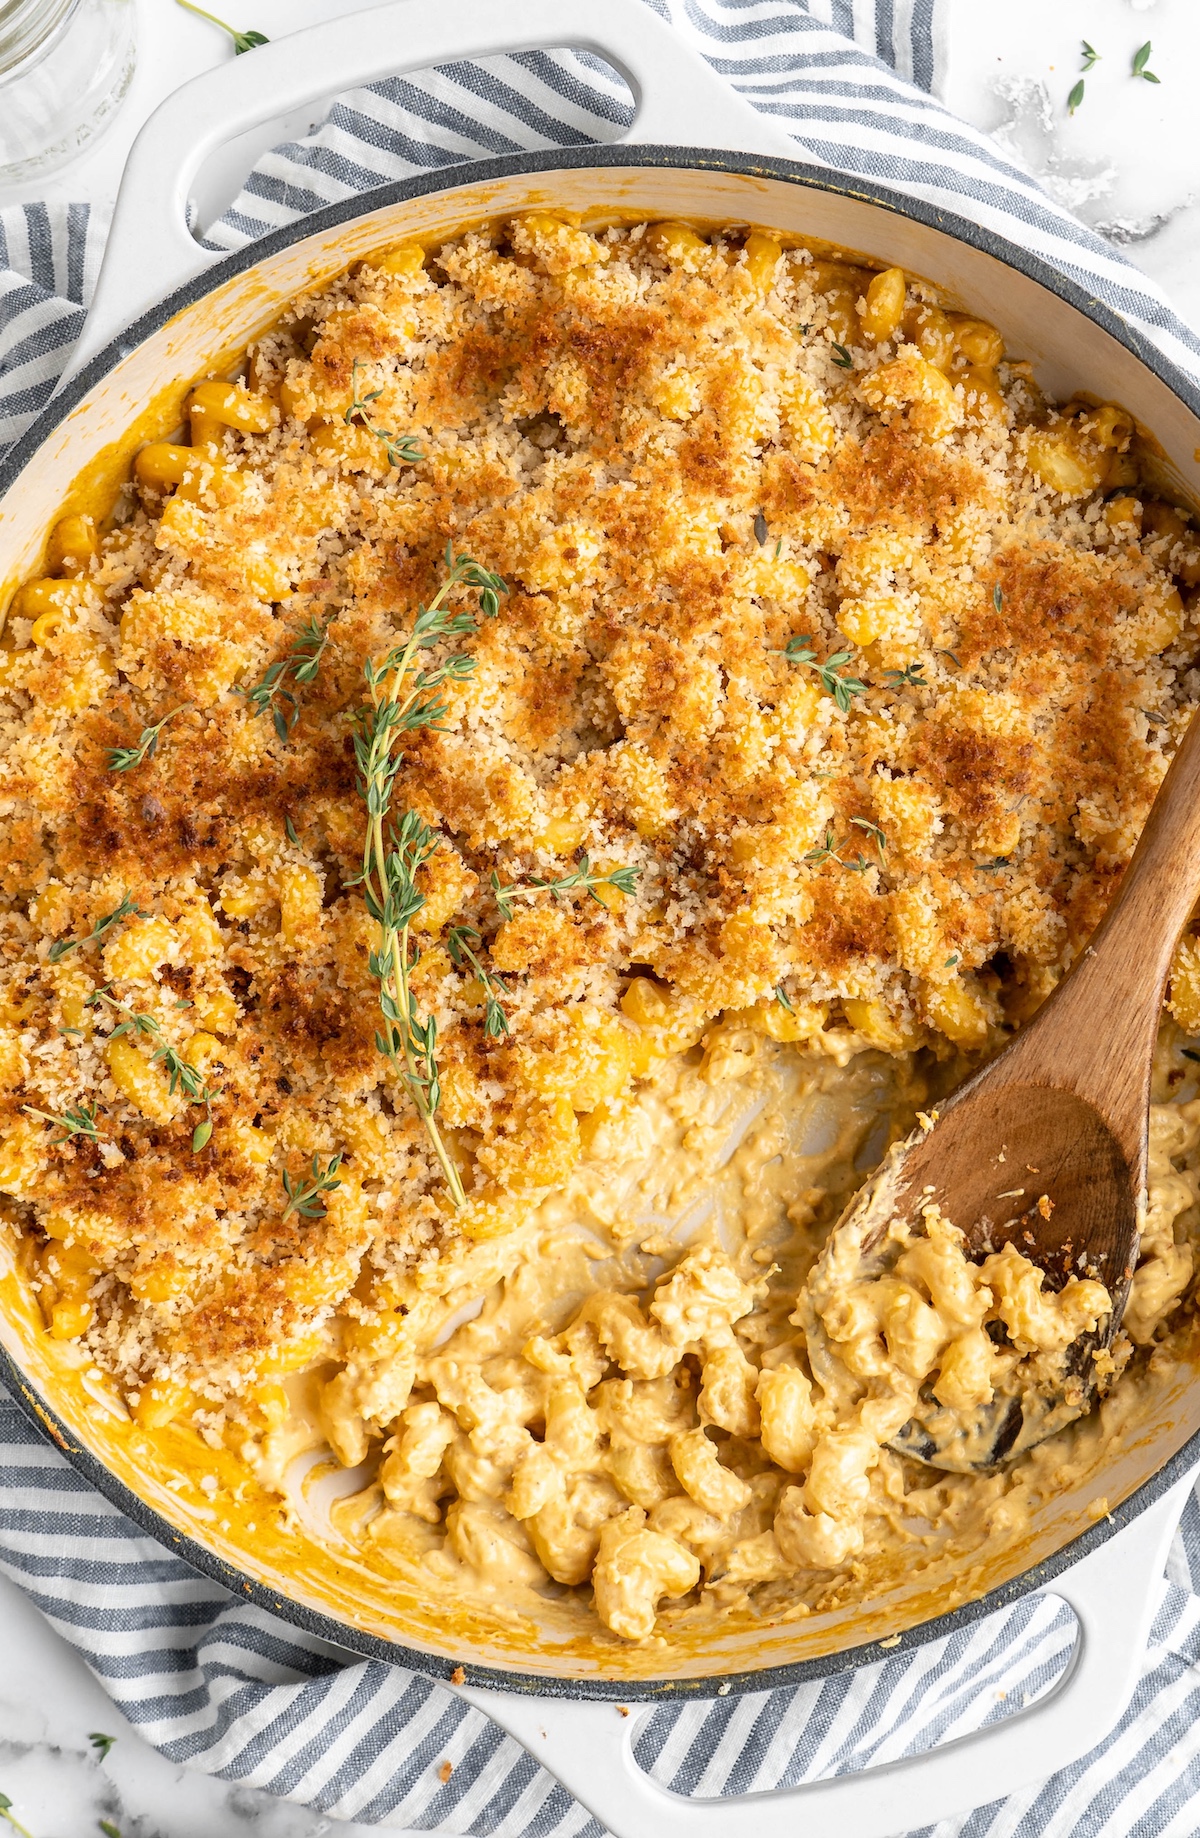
(0, 0, 80, 79)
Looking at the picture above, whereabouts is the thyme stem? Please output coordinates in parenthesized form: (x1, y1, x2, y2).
(47, 892, 142, 964)
(490, 854, 641, 922)
(350, 546, 506, 1208)
(0, 1795, 35, 1838)
(240, 616, 332, 741)
(22, 1103, 103, 1145)
(107, 705, 189, 772)
(447, 926, 511, 1039)
(175, 0, 268, 51)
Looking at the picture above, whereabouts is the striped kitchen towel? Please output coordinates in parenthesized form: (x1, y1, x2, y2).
(4, 2, 1200, 1833)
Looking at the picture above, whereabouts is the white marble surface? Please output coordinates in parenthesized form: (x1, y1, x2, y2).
(3, 0, 1200, 1832)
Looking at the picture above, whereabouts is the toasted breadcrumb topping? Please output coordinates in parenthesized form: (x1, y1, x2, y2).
(2, 217, 1199, 1411)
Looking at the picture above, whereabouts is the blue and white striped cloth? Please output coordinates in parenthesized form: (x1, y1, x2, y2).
(5, 2, 1200, 1830)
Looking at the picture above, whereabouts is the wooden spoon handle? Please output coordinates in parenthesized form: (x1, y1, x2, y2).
(995, 707, 1200, 1160)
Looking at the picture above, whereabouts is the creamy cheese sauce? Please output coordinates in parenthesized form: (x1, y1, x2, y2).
(222, 1020, 1200, 1644)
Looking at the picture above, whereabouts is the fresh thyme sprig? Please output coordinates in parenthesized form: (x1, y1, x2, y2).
(882, 662, 927, 688)
(447, 926, 511, 1040)
(0, 1794, 35, 1838)
(22, 1103, 102, 1145)
(1133, 41, 1159, 84)
(175, 0, 267, 52)
(345, 360, 424, 469)
(88, 991, 220, 1150)
(240, 616, 332, 741)
(349, 546, 507, 1208)
(281, 1152, 343, 1221)
(106, 704, 188, 772)
(802, 823, 886, 876)
(783, 634, 867, 713)
(46, 892, 142, 964)
(490, 854, 641, 922)
(830, 342, 854, 369)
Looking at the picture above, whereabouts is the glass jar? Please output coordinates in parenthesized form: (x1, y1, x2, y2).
(0, 0, 136, 185)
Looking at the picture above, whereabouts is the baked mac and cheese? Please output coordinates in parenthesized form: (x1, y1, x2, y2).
(3, 215, 1200, 1643)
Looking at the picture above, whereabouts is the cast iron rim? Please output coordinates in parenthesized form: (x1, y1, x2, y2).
(3, 142, 1199, 1703)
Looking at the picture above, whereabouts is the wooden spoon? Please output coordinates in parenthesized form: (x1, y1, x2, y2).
(827, 707, 1200, 1472)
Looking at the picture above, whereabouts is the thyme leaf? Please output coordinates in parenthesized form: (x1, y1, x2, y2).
(239, 616, 332, 741)
(89, 1734, 116, 1761)
(830, 342, 854, 369)
(345, 360, 424, 468)
(281, 1152, 343, 1221)
(47, 892, 142, 964)
(1133, 40, 1159, 81)
(106, 704, 188, 772)
(993, 582, 1004, 612)
(753, 510, 769, 546)
(1081, 41, 1100, 73)
(1068, 78, 1085, 115)
(775, 984, 794, 1012)
(783, 634, 867, 712)
(22, 1103, 103, 1145)
(176, 1, 267, 51)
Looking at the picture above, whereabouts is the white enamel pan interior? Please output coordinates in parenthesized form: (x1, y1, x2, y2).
(3, 4, 1200, 1833)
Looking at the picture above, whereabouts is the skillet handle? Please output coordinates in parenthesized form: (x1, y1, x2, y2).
(71, 0, 799, 377)
(457, 1467, 1195, 1838)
